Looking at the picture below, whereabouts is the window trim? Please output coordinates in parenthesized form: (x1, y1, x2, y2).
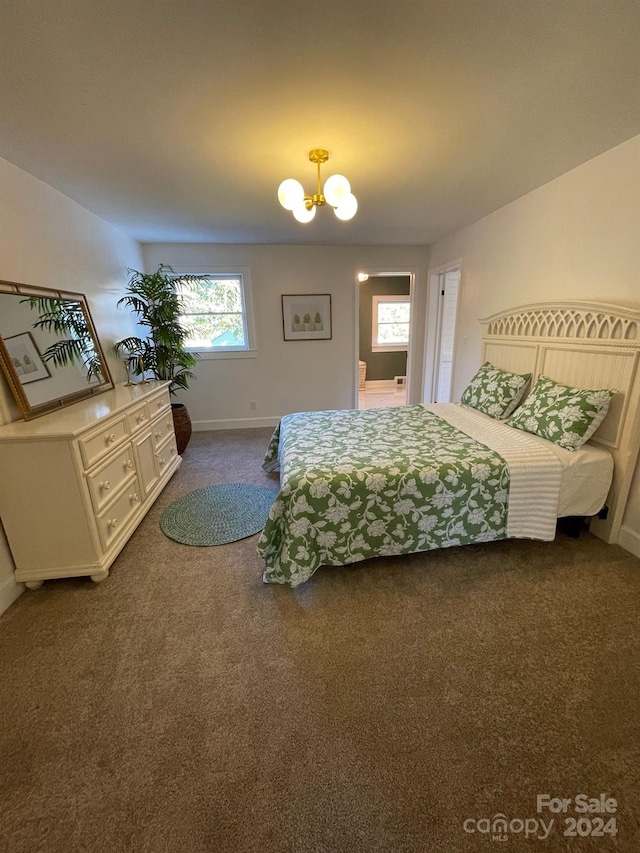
(174, 267, 256, 355)
(371, 294, 411, 353)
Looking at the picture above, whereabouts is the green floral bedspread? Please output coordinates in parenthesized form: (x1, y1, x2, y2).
(257, 405, 510, 586)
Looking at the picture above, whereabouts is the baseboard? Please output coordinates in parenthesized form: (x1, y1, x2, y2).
(193, 416, 280, 431)
(617, 524, 640, 559)
(0, 573, 24, 616)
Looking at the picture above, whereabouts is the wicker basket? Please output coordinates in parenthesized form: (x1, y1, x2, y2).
(358, 360, 367, 390)
(171, 403, 192, 456)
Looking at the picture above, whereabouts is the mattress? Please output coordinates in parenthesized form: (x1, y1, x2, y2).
(520, 432, 612, 517)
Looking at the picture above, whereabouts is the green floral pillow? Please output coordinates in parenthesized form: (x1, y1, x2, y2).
(460, 361, 531, 419)
(506, 375, 614, 451)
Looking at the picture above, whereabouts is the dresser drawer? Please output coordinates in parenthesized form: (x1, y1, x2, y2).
(96, 481, 142, 551)
(148, 388, 171, 416)
(127, 402, 151, 434)
(79, 416, 128, 469)
(86, 445, 137, 514)
(150, 410, 175, 450)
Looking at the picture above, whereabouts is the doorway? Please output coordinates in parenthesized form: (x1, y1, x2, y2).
(356, 273, 413, 410)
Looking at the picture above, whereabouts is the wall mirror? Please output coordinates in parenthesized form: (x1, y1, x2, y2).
(0, 280, 114, 420)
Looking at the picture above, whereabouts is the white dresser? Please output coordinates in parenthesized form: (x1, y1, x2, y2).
(0, 381, 180, 588)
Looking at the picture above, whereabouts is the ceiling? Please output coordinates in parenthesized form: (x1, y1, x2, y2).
(1, 0, 639, 246)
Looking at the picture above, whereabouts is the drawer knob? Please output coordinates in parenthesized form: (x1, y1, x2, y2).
(155, 431, 162, 439)
(136, 413, 145, 423)
(99, 480, 110, 491)
(157, 401, 163, 408)
(124, 459, 133, 470)
(107, 518, 118, 530)
(105, 432, 116, 444)
(158, 456, 166, 466)
(129, 492, 140, 503)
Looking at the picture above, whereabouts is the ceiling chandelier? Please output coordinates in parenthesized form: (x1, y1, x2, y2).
(277, 149, 358, 223)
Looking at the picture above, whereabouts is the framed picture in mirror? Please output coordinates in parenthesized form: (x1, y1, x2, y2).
(3, 332, 51, 384)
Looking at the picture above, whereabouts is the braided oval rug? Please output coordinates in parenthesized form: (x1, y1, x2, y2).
(160, 482, 277, 546)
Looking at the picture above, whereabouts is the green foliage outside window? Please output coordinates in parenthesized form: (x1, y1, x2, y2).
(179, 277, 246, 348)
(377, 299, 410, 345)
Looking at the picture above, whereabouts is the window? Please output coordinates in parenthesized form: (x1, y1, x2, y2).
(177, 272, 254, 355)
(371, 295, 411, 352)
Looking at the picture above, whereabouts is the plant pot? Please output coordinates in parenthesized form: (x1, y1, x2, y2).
(171, 403, 192, 455)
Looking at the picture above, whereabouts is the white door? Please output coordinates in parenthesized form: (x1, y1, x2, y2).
(434, 269, 460, 403)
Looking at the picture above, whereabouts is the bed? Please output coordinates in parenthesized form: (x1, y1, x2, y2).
(257, 301, 640, 586)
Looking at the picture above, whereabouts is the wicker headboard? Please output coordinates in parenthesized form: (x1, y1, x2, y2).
(480, 302, 640, 545)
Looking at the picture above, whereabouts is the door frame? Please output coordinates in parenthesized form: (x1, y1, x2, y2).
(422, 259, 463, 403)
(353, 266, 422, 408)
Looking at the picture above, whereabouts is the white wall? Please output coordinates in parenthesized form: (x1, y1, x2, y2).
(428, 134, 640, 555)
(0, 156, 143, 613)
(142, 244, 429, 427)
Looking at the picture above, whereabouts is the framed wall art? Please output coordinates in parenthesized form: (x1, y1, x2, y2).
(282, 294, 332, 341)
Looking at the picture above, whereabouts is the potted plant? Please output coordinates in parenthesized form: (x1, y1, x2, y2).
(314, 311, 323, 331)
(114, 265, 198, 455)
(303, 312, 313, 331)
(292, 313, 301, 332)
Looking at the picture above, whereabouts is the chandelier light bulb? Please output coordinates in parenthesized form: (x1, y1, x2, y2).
(323, 174, 351, 207)
(277, 178, 305, 211)
(333, 192, 358, 221)
(292, 203, 316, 223)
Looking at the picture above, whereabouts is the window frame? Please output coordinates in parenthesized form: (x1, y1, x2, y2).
(175, 267, 257, 359)
(371, 294, 411, 353)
